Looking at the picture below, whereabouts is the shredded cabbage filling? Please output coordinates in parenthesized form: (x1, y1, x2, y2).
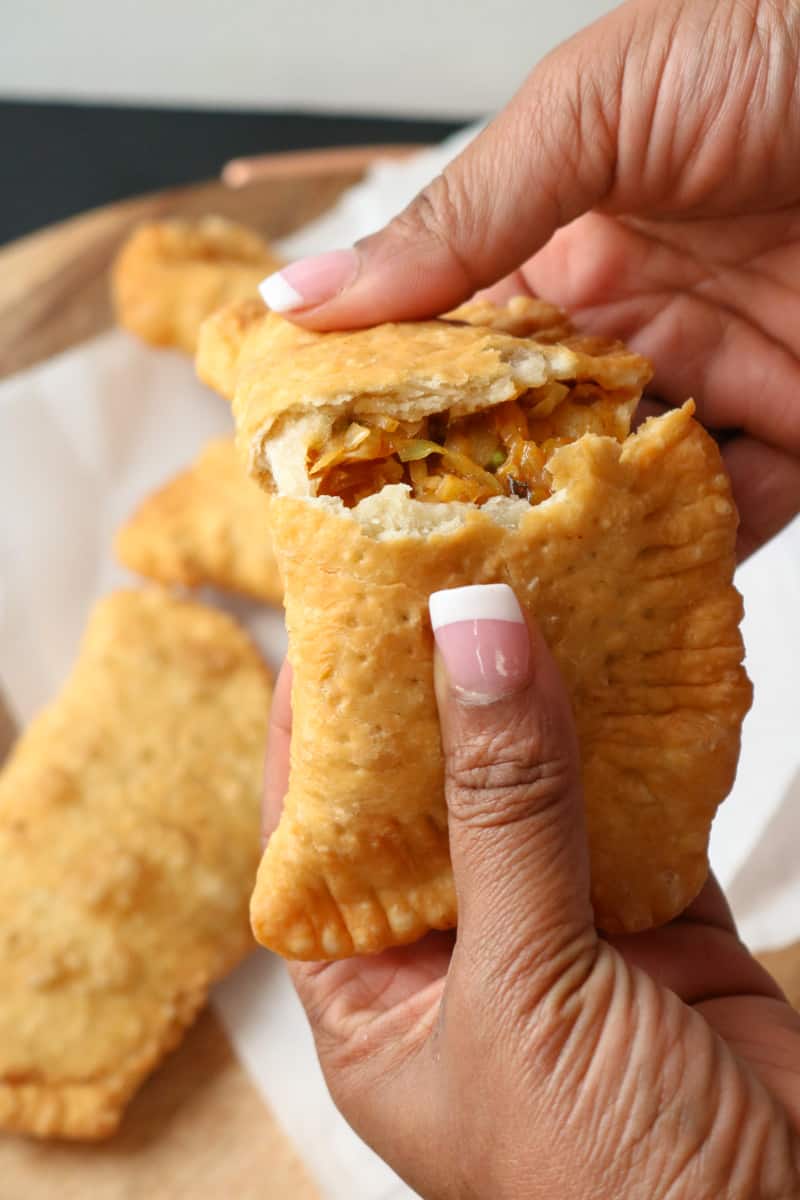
(307, 381, 636, 508)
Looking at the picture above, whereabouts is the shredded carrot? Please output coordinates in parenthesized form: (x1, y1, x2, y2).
(309, 383, 634, 508)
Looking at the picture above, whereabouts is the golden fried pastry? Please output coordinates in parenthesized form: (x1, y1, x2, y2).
(198, 302, 751, 961)
(445, 294, 574, 341)
(112, 216, 281, 354)
(196, 297, 267, 399)
(0, 591, 272, 1139)
(116, 438, 283, 605)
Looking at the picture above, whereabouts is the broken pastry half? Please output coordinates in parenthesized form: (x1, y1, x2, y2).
(112, 216, 281, 354)
(0, 590, 272, 1138)
(115, 438, 283, 605)
(197, 299, 752, 961)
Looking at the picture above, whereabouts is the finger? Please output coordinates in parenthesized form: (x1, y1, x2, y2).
(289, 931, 453, 1051)
(606, 875, 785, 1006)
(679, 873, 736, 932)
(257, 0, 772, 330)
(469, 269, 535, 307)
(429, 584, 595, 993)
(607, 923, 785, 1005)
(262, 659, 292, 845)
(632, 395, 671, 429)
(257, 10, 628, 328)
(606, 876, 784, 1004)
(287, 934, 454, 1194)
(721, 436, 800, 560)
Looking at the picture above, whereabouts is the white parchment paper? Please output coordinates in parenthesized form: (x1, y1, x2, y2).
(0, 126, 797, 1198)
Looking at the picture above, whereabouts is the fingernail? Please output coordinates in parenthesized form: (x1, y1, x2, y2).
(429, 584, 530, 700)
(259, 249, 359, 312)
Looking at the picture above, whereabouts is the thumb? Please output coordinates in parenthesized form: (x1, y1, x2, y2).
(258, 16, 625, 328)
(429, 584, 595, 974)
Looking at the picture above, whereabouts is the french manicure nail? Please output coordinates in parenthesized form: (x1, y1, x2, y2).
(259, 249, 359, 312)
(429, 584, 531, 700)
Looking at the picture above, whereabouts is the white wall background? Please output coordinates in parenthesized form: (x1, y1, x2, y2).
(1, 0, 619, 118)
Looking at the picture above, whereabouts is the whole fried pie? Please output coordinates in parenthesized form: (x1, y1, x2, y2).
(0, 590, 272, 1138)
(116, 438, 283, 605)
(112, 216, 280, 354)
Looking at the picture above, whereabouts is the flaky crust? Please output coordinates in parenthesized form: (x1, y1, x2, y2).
(115, 438, 283, 605)
(448, 295, 631, 361)
(112, 217, 280, 354)
(196, 304, 652, 469)
(196, 298, 266, 400)
(0, 591, 272, 1139)
(251, 407, 751, 959)
(445, 294, 574, 341)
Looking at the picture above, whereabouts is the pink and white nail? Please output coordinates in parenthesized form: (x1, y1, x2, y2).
(259, 249, 359, 313)
(429, 584, 531, 700)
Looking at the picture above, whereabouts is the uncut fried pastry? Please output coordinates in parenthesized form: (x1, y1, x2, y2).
(116, 438, 283, 605)
(200, 304, 751, 960)
(112, 216, 280, 354)
(0, 591, 272, 1139)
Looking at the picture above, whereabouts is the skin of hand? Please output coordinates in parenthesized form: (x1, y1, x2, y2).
(264, 592, 800, 1200)
(260, 0, 800, 559)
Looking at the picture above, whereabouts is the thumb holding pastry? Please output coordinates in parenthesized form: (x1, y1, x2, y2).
(265, 585, 800, 1198)
(266, 583, 601, 1194)
(428, 583, 597, 988)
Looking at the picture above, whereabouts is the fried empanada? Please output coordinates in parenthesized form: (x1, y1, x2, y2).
(198, 303, 751, 960)
(0, 590, 272, 1138)
(112, 216, 280, 354)
(115, 438, 283, 605)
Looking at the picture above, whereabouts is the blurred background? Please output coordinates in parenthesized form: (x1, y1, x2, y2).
(1, 0, 618, 243)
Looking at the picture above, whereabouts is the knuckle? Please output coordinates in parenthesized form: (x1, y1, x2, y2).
(304, 1005, 386, 1113)
(393, 171, 480, 288)
(530, 50, 616, 213)
(401, 170, 460, 236)
(320, 1032, 375, 1093)
(415, 171, 467, 235)
(294, 970, 422, 1102)
(446, 720, 573, 829)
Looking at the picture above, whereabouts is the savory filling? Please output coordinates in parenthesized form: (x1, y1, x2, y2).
(308, 380, 636, 508)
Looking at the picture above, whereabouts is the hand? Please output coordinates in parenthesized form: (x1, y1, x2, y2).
(260, 0, 800, 558)
(264, 590, 800, 1200)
